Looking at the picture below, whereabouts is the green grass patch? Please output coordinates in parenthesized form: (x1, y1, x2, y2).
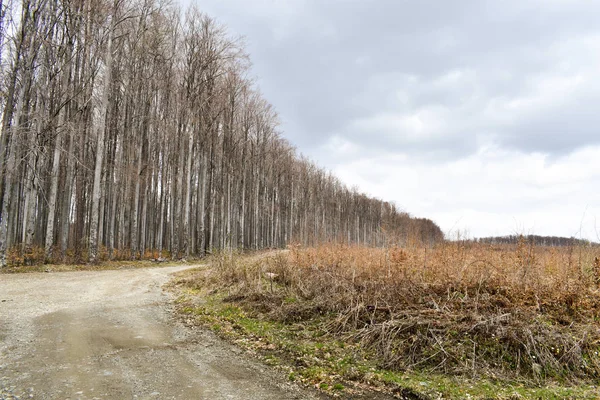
(173, 290, 600, 399)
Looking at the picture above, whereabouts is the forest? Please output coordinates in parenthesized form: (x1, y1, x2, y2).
(0, 0, 443, 267)
(476, 235, 598, 247)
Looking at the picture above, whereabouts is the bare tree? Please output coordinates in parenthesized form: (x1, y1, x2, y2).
(0, 0, 443, 267)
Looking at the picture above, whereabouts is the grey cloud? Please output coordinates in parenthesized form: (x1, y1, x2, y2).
(503, 103, 600, 154)
(196, 0, 600, 157)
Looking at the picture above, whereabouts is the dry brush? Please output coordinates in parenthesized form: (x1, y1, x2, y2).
(197, 240, 600, 384)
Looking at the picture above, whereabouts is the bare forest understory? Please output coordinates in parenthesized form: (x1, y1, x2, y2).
(0, 0, 441, 268)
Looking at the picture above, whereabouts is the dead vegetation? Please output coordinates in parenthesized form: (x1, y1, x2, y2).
(1, 244, 179, 270)
(185, 240, 600, 388)
(0, 248, 192, 274)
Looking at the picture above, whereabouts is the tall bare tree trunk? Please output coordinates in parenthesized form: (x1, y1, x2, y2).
(183, 132, 193, 257)
(89, 7, 115, 263)
(131, 139, 142, 258)
(197, 152, 207, 255)
(44, 128, 62, 259)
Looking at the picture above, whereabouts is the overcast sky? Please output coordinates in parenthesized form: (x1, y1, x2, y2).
(196, 0, 600, 240)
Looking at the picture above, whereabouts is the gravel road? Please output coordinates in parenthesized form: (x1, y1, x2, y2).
(0, 266, 321, 400)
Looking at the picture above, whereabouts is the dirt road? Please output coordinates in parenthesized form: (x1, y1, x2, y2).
(0, 266, 320, 400)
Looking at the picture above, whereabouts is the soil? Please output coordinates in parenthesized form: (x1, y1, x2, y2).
(0, 265, 323, 399)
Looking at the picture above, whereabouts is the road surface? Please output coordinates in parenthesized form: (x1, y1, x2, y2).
(0, 266, 320, 400)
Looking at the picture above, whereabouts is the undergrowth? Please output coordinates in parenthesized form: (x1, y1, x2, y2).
(4, 245, 174, 268)
(172, 241, 600, 399)
(1, 257, 189, 274)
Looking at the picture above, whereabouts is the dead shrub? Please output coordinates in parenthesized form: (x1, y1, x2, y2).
(190, 242, 600, 383)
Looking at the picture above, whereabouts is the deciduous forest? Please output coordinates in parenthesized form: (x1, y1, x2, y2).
(0, 0, 443, 266)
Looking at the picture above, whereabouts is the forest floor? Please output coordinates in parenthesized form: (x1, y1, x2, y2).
(0, 264, 326, 399)
(0, 259, 193, 274)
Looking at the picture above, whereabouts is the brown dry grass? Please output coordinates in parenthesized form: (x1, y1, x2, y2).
(4, 245, 174, 268)
(198, 240, 600, 385)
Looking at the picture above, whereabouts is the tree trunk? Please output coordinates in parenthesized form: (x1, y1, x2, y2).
(89, 7, 114, 263)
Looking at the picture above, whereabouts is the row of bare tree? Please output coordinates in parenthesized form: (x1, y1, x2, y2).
(0, 0, 443, 266)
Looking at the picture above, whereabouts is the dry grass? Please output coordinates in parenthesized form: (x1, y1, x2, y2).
(1, 245, 190, 273)
(193, 240, 600, 385)
(3, 244, 174, 269)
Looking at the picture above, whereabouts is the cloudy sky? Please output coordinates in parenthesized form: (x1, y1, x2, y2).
(196, 0, 600, 240)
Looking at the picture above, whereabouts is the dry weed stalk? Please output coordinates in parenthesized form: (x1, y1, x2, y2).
(204, 241, 600, 383)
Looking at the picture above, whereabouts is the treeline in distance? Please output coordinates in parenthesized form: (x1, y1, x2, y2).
(477, 235, 598, 247)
